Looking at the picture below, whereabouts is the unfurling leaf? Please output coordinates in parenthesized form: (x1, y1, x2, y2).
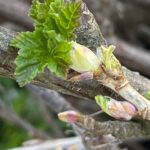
(95, 95, 137, 120)
(97, 45, 122, 76)
(11, 0, 81, 86)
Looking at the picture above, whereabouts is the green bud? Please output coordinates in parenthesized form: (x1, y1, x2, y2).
(70, 42, 101, 73)
(95, 95, 137, 120)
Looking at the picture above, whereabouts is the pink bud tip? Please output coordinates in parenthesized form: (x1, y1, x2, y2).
(58, 111, 80, 123)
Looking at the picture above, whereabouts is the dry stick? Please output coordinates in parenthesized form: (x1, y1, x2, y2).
(27, 85, 91, 148)
(0, 0, 33, 29)
(119, 0, 150, 8)
(122, 67, 150, 95)
(36, 98, 65, 138)
(111, 37, 150, 77)
(28, 86, 65, 138)
(0, 98, 50, 139)
(9, 137, 85, 150)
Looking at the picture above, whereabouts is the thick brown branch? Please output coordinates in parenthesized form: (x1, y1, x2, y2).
(0, 26, 150, 102)
(0, 0, 33, 29)
(77, 114, 150, 140)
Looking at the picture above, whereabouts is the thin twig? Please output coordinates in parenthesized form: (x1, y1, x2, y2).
(0, 98, 50, 139)
(28, 87, 65, 138)
(0, 0, 33, 29)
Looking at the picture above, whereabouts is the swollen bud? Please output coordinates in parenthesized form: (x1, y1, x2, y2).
(70, 42, 101, 73)
(58, 111, 80, 123)
(95, 95, 137, 120)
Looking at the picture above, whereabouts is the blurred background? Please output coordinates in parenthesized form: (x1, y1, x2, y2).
(0, 0, 150, 149)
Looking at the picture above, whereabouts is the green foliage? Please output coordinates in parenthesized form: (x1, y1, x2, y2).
(95, 95, 110, 113)
(11, 0, 81, 86)
(144, 91, 150, 101)
(0, 121, 28, 149)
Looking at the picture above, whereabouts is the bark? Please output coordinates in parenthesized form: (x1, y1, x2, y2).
(0, 26, 150, 102)
(77, 114, 150, 140)
(0, 0, 33, 30)
(27, 85, 75, 113)
(9, 137, 85, 150)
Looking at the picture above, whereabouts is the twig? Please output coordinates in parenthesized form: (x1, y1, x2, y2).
(28, 85, 75, 113)
(0, 98, 50, 139)
(9, 137, 85, 150)
(27, 85, 125, 149)
(111, 37, 150, 77)
(0, 0, 33, 29)
(58, 111, 150, 139)
(28, 86, 65, 138)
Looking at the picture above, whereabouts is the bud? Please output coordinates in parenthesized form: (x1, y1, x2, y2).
(70, 42, 101, 73)
(58, 111, 80, 123)
(95, 95, 137, 120)
(97, 45, 122, 76)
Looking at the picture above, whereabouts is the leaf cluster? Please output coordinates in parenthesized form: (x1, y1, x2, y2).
(11, 0, 81, 86)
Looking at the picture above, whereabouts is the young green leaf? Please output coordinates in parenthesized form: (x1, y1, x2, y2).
(44, 0, 81, 39)
(11, 0, 81, 86)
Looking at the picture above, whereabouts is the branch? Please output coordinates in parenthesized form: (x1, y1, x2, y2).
(58, 111, 150, 140)
(0, 98, 50, 139)
(109, 37, 150, 77)
(85, 0, 150, 77)
(28, 86, 66, 138)
(27, 85, 75, 113)
(9, 137, 85, 150)
(0, 0, 33, 29)
(0, 26, 150, 101)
